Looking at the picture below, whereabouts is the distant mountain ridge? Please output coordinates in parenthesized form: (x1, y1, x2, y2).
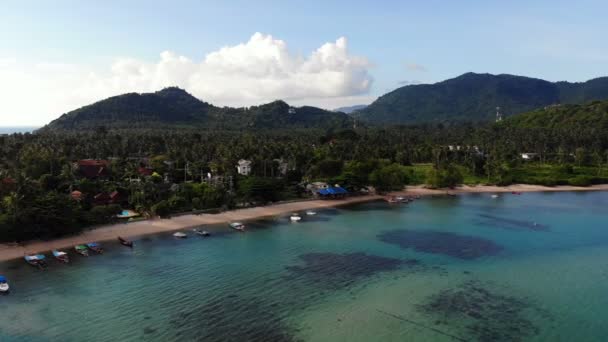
(355, 72, 608, 124)
(44, 87, 353, 131)
(333, 104, 368, 114)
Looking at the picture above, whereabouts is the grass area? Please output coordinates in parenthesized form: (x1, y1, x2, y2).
(404, 163, 486, 185)
(510, 163, 608, 186)
(405, 163, 608, 187)
(404, 164, 433, 185)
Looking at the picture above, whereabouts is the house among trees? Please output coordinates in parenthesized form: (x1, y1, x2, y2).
(521, 153, 538, 160)
(70, 190, 83, 201)
(138, 165, 154, 176)
(274, 158, 292, 176)
(237, 159, 252, 176)
(75, 159, 109, 179)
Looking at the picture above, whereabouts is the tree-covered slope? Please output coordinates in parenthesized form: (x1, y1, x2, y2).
(356, 73, 608, 124)
(46, 87, 211, 129)
(43, 88, 353, 131)
(499, 100, 608, 130)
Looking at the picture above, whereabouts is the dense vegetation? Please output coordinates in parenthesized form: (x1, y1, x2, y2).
(3, 98, 608, 242)
(356, 73, 608, 124)
(44, 87, 353, 131)
(3, 81, 608, 243)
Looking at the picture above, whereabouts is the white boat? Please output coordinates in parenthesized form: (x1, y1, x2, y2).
(230, 222, 245, 231)
(491, 194, 499, 199)
(173, 232, 188, 238)
(0, 275, 9, 293)
(290, 213, 302, 222)
(305, 210, 317, 216)
(193, 228, 210, 236)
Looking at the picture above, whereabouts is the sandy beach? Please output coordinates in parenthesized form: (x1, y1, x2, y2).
(1, 183, 608, 262)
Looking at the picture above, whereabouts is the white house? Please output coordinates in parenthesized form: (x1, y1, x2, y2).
(236, 159, 252, 176)
(521, 153, 538, 161)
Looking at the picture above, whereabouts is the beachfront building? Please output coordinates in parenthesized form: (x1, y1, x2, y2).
(237, 159, 252, 176)
(317, 186, 349, 199)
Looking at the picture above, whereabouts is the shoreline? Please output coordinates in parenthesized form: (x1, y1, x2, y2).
(1, 183, 608, 262)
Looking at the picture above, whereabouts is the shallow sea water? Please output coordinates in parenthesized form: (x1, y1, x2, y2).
(1, 191, 607, 341)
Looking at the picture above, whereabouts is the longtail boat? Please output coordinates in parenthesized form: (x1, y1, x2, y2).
(230, 222, 245, 231)
(118, 236, 133, 247)
(74, 245, 89, 256)
(86, 242, 104, 254)
(52, 250, 70, 263)
(0, 275, 9, 293)
(24, 254, 47, 269)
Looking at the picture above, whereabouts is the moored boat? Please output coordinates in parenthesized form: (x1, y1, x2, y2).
(173, 232, 188, 238)
(193, 228, 210, 236)
(290, 213, 302, 222)
(86, 242, 104, 254)
(24, 254, 47, 269)
(52, 250, 69, 263)
(0, 275, 9, 293)
(230, 222, 245, 231)
(386, 196, 399, 203)
(305, 210, 317, 216)
(118, 236, 134, 247)
(74, 245, 89, 256)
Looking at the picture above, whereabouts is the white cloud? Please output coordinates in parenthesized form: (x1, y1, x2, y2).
(0, 33, 373, 125)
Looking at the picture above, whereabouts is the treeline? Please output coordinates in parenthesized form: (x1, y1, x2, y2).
(1, 122, 607, 242)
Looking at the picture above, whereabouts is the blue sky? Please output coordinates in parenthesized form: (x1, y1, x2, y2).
(1, 0, 607, 125)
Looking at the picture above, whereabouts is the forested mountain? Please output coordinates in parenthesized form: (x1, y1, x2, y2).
(355, 73, 608, 124)
(44, 87, 353, 131)
(499, 100, 608, 130)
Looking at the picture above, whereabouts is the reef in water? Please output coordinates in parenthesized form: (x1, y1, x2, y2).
(285, 252, 412, 289)
(378, 230, 503, 260)
(476, 214, 549, 231)
(169, 294, 301, 342)
(418, 281, 552, 342)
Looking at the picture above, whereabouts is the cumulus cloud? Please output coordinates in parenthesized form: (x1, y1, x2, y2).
(0, 33, 373, 125)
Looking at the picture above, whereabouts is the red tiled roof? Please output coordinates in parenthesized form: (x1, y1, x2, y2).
(138, 167, 153, 176)
(77, 160, 109, 166)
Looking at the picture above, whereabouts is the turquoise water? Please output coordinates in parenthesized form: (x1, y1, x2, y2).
(1, 191, 608, 341)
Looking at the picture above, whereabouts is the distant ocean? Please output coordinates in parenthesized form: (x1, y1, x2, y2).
(0, 126, 39, 134)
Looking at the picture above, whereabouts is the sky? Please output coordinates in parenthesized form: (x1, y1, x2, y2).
(1, 0, 608, 125)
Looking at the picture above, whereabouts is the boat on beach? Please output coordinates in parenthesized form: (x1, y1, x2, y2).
(0, 275, 9, 293)
(52, 250, 69, 263)
(230, 222, 245, 231)
(290, 213, 302, 222)
(118, 236, 133, 247)
(173, 232, 188, 238)
(386, 196, 400, 203)
(193, 228, 210, 236)
(74, 245, 89, 256)
(24, 254, 47, 269)
(86, 242, 104, 254)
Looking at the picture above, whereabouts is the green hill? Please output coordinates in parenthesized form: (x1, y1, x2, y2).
(44, 87, 352, 131)
(499, 100, 608, 130)
(355, 73, 608, 124)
